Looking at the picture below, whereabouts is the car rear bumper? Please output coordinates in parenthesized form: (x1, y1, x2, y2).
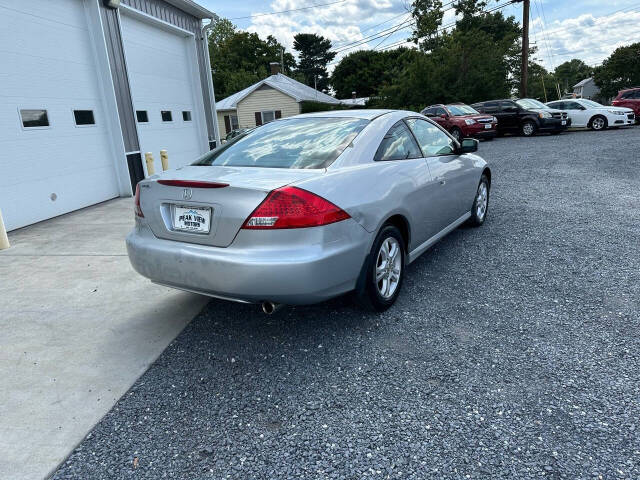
(126, 219, 372, 305)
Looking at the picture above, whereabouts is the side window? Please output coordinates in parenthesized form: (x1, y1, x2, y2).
(422, 108, 436, 117)
(406, 118, 456, 157)
(565, 101, 581, 110)
(548, 101, 563, 110)
(500, 101, 517, 111)
(633, 90, 640, 99)
(435, 107, 447, 116)
(374, 121, 422, 161)
(483, 102, 499, 113)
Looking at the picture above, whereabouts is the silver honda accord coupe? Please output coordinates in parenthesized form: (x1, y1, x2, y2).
(126, 110, 491, 312)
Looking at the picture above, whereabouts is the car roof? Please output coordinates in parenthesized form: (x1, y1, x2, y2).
(293, 109, 401, 120)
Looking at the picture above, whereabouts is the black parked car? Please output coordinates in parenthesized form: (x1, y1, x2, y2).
(471, 98, 570, 137)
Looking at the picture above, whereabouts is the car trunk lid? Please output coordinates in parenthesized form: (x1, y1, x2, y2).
(139, 166, 324, 247)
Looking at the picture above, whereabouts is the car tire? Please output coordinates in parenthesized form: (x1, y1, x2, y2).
(356, 225, 405, 312)
(467, 174, 490, 227)
(450, 127, 463, 142)
(589, 115, 607, 131)
(521, 120, 536, 137)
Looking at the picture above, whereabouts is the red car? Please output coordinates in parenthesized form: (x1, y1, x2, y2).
(612, 87, 640, 122)
(421, 103, 498, 141)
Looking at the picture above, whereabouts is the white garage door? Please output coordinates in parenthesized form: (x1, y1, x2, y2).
(120, 13, 207, 171)
(0, 0, 120, 231)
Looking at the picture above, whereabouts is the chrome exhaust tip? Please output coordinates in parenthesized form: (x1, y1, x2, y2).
(261, 301, 283, 315)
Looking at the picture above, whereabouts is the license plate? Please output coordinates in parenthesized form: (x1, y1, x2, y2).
(561, 120, 566, 125)
(172, 205, 211, 233)
(484, 124, 492, 129)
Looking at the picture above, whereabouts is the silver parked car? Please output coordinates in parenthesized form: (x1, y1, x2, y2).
(126, 110, 491, 312)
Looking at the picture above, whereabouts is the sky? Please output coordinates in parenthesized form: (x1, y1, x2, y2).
(199, 0, 640, 72)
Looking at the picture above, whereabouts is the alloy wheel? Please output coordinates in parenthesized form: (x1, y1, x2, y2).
(522, 122, 535, 136)
(592, 117, 605, 130)
(375, 237, 402, 299)
(476, 182, 488, 221)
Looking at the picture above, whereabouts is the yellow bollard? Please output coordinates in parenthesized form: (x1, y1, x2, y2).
(0, 208, 10, 250)
(160, 150, 169, 171)
(144, 152, 155, 176)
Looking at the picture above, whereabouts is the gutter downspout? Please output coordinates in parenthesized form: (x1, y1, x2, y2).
(201, 18, 221, 148)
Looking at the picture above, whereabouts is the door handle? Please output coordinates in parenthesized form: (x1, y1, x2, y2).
(439, 180, 446, 185)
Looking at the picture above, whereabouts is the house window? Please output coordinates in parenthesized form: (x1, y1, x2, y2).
(73, 110, 95, 126)
(182, 111, 192, 121)
(161, 110, 172, 122)
(136, 110, 149, 123)
(261, 110, 276, 124)
(230, 114, 239, 130)
(20, 109, 49, 128)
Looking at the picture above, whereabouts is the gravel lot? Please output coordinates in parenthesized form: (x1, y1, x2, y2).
(53, 127, 640, 479)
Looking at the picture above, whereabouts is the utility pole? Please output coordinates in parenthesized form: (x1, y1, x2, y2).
(280, 48, 284, 73)
(520, 0, 530, 98)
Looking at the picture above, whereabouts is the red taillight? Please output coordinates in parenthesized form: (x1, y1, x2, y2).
(242, 186, 350, 229)
(134, 184, 144, 218)
(157, 180, 229, 188)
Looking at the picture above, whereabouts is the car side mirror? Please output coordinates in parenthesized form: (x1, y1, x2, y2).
(440, 113, 448, 118)
(458, 138, 479, 154)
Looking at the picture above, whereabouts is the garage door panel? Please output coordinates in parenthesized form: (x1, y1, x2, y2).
(1, 166, 119, 231)
(121, 13, 206, 170)
(0, 0, 120, 231)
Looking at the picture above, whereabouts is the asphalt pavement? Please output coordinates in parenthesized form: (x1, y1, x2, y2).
(53, 127, 640, 479)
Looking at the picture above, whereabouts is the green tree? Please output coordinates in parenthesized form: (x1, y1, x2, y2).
(553, 59, 592, 95)
(330, 48, 418, 99)
(376, 27, 513, 110)
(594, 42, 640, 99)
(293, 33, 336, 91)
(208, 18, 296, 100)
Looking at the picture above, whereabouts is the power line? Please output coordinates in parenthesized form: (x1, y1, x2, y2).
(229, 0, 347, 20)
(330, 1, 461, 54)
(378, 0, 519, 52)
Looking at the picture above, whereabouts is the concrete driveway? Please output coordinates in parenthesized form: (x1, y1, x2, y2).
(0, 198, 209, 480)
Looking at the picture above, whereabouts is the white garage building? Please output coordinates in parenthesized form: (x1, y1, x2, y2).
(0, 0, 220, 231)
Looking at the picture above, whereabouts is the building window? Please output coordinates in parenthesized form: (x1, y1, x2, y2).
(136, 110, 149, 123)
(73, 110, 95, 126)
(161, 110, 172, 122)
(20, 109, 49, 128)
(182, 111, 192, 121)
(261, 110, 276, 124)
(231, 114, 239, 130)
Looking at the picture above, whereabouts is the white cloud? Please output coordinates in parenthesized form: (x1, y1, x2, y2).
(531, 9, 640, 70)
(244, 0, 408, 67)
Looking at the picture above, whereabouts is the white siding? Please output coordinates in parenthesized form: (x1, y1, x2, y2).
(0, 0, 119, 231)
(237, 86, 300, 128)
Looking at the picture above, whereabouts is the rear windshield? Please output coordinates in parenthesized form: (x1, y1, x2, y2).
(447, 104, 479, 116)
(194, 117, 369, 169)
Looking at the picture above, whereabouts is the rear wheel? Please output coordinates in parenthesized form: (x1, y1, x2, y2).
(467, 175, 490, 227)
(521, 121, 536, 137)
(356, 225, 405, 312)
(589, 115, 607, 131)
